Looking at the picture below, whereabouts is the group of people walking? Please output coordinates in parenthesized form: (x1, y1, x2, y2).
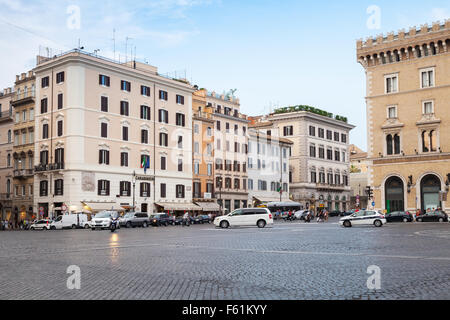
(1, 220, 31, 230)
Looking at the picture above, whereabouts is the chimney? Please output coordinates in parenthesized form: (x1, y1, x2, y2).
(16, 75, 20, 82)
(27, 71, 33, 78)
(21, 73, 26, 80)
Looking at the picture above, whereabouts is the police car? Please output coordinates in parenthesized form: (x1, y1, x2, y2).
(339, 210, 386, 228)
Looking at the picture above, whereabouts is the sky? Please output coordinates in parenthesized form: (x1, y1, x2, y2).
(0, 0, 449, 150)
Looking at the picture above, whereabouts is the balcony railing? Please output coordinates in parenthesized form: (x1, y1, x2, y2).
(316, 183, 349, 191)
(194, 110, 212, 120)
(0, 193, 12, 201)
(34, 163, 65, 172)
(12, 90, 35, 105)
(13, 169, 34, 178)
(0, 110, 13, 122)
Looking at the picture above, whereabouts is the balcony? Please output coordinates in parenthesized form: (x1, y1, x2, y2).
(0, 110, 13, 123)
(193, 110, 213, 120)
(13, 169, 34, 179)
(11, 90, 35, 106)
(34, 163, 65, 173)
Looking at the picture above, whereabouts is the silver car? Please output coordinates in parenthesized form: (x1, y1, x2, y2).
(119, 212, 150, 228)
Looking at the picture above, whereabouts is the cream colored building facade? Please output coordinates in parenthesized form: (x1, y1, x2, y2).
(357, 21, 450, 213)
(261, 110, 354, 212)
(11, 71, 36, 220)
(208, 91, 249, 214)
(0, 88, 14, 221)
(349, 144, 370, 209)
(33, 50, 196, 218)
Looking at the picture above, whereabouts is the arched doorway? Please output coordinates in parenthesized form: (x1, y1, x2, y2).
(420, 174, 441, 212)
(385, 176, 404, 213)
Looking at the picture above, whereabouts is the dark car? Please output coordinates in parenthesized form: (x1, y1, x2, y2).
(199, 215, 212, 224)
(416, 211, 448, 223)
(385, 211, 413, 223)
(328, 210, 342, 217)
(150, 213, 173, 226)
(191, 216, 203, 224)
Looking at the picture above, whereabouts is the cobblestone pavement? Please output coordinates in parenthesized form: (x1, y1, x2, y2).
(0, 218, 449, 300)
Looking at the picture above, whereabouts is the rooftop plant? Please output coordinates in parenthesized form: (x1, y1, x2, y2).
(273, 105, 348, 123)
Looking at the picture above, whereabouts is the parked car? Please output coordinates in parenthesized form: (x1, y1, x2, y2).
(50, 214, 89, 230)
(119, 212, 150, 228)
(385, 211, 413, 223)
(191, 215, 203, 224)
(150, 213, 173, 226)
(328, 210, 342, 217)
(214, 208, 273, 229)
(294, 210, 310, 220)
(416, 211, 448, 223)
(199, 215, 212, 224)
(91, 211, 120, 230)
(29, 219, 51, 230)
(339, 210, 386, 228)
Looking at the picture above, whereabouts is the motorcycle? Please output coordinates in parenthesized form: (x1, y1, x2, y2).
(110, 218, 118, 232)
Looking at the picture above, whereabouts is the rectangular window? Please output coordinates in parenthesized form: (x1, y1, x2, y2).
(120, 152, 128, 167)
(385, 74, 398, 93)
(283, 126, 293, 136)
(216, 121, 221, 130)
(310, 145, 316, 158)
(341, 134, 347, 143)
(141, 129, 149, 144)
(57, 93, 63, 109)
(121, 80, 131, 92)
(335, 150, 340, 162)
(140, 105, 151, 120)
(178, 136, 183, 149)
(40, 150, 49, 165)
(99, 150, 110, 165)
(423, 101, 433, 115)
(140, 183, 150, 197)
(122, 126, 128, 141)
(309, 126, 316, 137)
(388, 106, 397, 119)
(55, 148, 64, 164)
(160, 156, 166, 170)
(334, 132, 340, 142)
(158, 109, 169, 123)
(120, 101, 129, 116)
(30, 108, 34, 121)
(99, 75, 110, 87)
(159, 133, 168, 147)
(42, 124, 49, 139)
(101, 123, 108, 138)
(56, 72, 65, 84)
(41, 98, 48, 114)
(120, 181, 131, 197)
(318, 128, 324, 138)
(178, 159, 183, 172)
(40, 180, 48, 197)
(326, 130, 332, 140)
(159, 90, 168, 101)
(98, 180, 110, 196)
(176, 185, 185, 198)
(41, 76, 49, 88)
(176, 95, 185, 105)
(160, 184, 166, 198)
(57, 120, 63, 137)
(327, 148, 333, 160)
(421, 69, 434, 88)
(101, 96, 108, 112)
(176, 113, 186, 127)
(141, 85, 150, 97)
(54, 179, 64, 196)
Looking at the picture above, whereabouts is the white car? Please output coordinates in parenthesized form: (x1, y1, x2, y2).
(50, 214, 90, 230)
(339, 210, 386, 228)
(214, 208, 273, 229)
(29, 219, 51, 230)
(91, 211, 120, 230)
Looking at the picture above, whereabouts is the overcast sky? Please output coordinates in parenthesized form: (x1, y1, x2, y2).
(0, 0, 449, 150)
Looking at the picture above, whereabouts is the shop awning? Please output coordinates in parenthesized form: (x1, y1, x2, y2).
(155, 202, 203, 211)
(253, 196, 285, 203)
(195, 202, 221, 212)
(81, 202, 125, 212)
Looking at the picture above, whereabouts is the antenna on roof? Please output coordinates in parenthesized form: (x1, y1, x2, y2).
(111, 28, 116, 61)
(125, 36, 133, 63)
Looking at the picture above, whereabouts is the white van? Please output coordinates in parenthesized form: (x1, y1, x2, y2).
(50, 214, 89, 230)
(214, 208, 273, 229)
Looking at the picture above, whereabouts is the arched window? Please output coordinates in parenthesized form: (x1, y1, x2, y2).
(430, 130, 437, 152)
(394, 134, 400, 154)
(422, 130, 437, 153)
(422, 130, 429, 152)
(7, 130, 11, 143)
(386, 134, 393, 155)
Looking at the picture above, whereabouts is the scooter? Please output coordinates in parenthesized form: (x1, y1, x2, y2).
(110, 218, 118, 233)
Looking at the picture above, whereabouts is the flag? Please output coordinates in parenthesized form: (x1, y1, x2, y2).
(142, 156, 150, 174)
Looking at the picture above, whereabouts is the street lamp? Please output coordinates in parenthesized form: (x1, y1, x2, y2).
(132, 171, 136, 212)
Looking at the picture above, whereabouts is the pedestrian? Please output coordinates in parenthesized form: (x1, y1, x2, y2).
(182, 211, 190, 227)
(324, 210, 329, 222)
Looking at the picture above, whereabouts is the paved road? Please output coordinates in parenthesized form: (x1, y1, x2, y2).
(0, 218, 449, 300)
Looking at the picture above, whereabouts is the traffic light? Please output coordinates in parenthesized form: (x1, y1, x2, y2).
(365, 186, 373, 199)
